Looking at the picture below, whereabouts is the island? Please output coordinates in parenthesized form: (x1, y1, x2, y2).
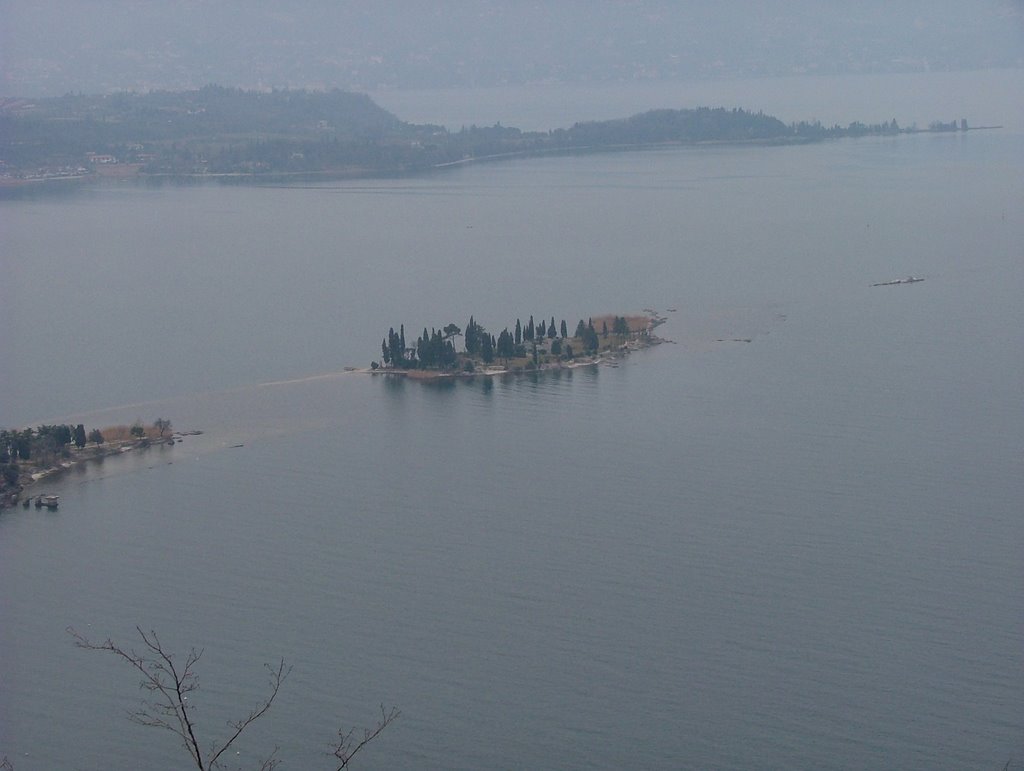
(370, 311, 667, 380)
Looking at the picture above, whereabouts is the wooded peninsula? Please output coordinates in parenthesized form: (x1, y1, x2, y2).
(371, 312, 666, 380)
(0, 86, 988, 187)
(0, 420, 187, 509)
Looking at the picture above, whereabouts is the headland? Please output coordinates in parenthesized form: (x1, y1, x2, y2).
(0, 421, 197, 509)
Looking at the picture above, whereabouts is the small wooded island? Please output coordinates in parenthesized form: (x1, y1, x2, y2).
(370, 312, 666, 380)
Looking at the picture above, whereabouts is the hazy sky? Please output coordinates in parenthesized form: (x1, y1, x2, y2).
(2, 1, 1022, 96)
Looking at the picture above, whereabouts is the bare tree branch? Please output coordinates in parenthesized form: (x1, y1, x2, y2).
(330, 704, 400, 770)
(67, 626, 393, 770)
(206, 658, 290, 769)
(69, 625, 207, 768)
(257, 746, 282, 771)
(68, 626, 290, 771)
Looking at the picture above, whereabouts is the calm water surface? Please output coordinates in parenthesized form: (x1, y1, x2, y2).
(1, 82, 1022, 769)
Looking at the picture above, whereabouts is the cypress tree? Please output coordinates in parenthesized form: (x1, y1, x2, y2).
(496, 329, 514, 361)
(432, 329, 444, 367)
(465, 316, 479, 355)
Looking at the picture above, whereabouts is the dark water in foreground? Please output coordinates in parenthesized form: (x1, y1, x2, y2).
(2, 109, 1023, 767)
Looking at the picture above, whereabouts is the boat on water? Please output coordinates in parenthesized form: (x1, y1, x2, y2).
(34, 495, 60, 510)
(872, 276, 924, 287)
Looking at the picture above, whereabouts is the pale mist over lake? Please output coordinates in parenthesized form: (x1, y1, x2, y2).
(1, 4, 1023, 770)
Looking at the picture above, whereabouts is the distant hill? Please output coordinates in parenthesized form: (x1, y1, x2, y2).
(558, 108, 791, 145)
(0, 87, 409, 173)
(1, 86, 400, 145)
(4, 2, 1021, 96)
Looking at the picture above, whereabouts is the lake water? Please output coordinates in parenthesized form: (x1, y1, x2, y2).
(1, 74, 1023, 769)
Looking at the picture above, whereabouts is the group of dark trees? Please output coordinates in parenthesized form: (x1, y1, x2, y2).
(788, 117, 899, 139)
(381, 325, 408, 368)
(0, 418, 171, 503)
(559, 106, 791, 145)
(415, 326, 459, 369)
(2, 87, 967, 181)
(377, 314, 637, 371)
(928, 118, 969, 132)
(1, 423, 95, 464)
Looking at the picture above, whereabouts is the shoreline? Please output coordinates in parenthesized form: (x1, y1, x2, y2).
(1, 430, 202, 510)
(5, 126, 1000, 194)
(367, 338, 665, 381)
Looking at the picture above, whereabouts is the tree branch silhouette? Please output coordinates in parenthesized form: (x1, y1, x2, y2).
(68, 626, 393, 769)
(331, 704, 401, 769)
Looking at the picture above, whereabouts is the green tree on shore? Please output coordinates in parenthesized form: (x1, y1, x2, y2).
(54, 424, 72, 447)
(583, 320, 599, 352)
(480, 331, 494, 363)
